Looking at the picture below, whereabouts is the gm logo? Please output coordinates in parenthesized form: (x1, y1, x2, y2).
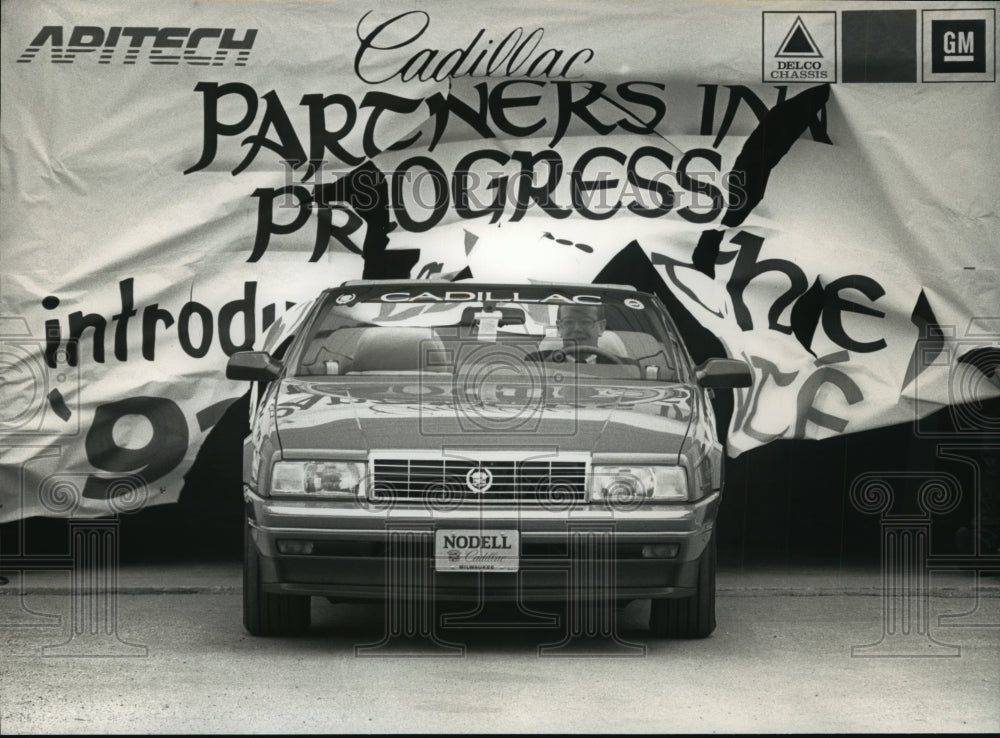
(934, 20, 985, 71)
(922, 9, 996, 82)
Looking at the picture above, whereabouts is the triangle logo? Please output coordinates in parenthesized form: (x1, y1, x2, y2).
(776, 17, 822, 58)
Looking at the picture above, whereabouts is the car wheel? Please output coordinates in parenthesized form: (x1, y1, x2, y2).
(243, 518, 311, 636)
(649, 535, 716, 639)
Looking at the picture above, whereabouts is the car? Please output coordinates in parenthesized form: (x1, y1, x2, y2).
(226, 280, 752, 638)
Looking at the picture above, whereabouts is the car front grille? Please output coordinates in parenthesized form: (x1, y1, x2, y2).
(371, 458, 588, 505)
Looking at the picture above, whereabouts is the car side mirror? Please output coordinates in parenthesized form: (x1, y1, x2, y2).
(227, 351, 281, 382)
(695, 358, 753, 388)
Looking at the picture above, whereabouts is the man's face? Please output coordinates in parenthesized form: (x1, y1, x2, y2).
(556, 305, 605, 345)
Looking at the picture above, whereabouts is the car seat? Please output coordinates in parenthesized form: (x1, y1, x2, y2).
(348, 327, 447, 373)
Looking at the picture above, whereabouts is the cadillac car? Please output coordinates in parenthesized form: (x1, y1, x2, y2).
(226, 281, 752, 638)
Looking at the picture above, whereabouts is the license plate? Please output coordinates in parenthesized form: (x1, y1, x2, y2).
(435, 529, 519, 572)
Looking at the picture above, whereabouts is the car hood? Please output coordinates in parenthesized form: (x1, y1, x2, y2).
(272, 376, 698, 461)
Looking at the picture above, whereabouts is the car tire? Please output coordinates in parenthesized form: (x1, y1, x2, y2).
(648, 535, 716, 639)
(243, 519, 311, 636)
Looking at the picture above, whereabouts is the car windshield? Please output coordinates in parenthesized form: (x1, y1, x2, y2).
(293, 285, 686, 381)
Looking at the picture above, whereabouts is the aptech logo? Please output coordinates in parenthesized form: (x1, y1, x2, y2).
(17, 26, 257, 66)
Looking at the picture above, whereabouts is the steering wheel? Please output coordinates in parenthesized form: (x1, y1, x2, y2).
(527, 345, 627, 365)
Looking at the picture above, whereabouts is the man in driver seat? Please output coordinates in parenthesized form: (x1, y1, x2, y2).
(553, 304, 625, 363)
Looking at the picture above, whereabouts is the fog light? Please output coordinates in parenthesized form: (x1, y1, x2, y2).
(277, 540, 314, 555)
(641, 544, 679, 559)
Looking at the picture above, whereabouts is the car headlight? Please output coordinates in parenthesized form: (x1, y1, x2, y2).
(270, 461, 364, 498)
(589, 466, 688, 503)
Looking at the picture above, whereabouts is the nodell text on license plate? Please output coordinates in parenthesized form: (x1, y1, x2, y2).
(435, 529, 519, 572)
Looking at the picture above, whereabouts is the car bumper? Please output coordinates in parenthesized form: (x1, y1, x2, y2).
(245, 490, 720, 601)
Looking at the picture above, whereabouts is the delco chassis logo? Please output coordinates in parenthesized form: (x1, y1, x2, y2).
(17, 26, 257, 66)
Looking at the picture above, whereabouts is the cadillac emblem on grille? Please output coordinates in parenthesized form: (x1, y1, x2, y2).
(466, 467, 493, 493)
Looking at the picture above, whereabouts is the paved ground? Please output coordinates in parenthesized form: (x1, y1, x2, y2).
(1, 561, 998, 733)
